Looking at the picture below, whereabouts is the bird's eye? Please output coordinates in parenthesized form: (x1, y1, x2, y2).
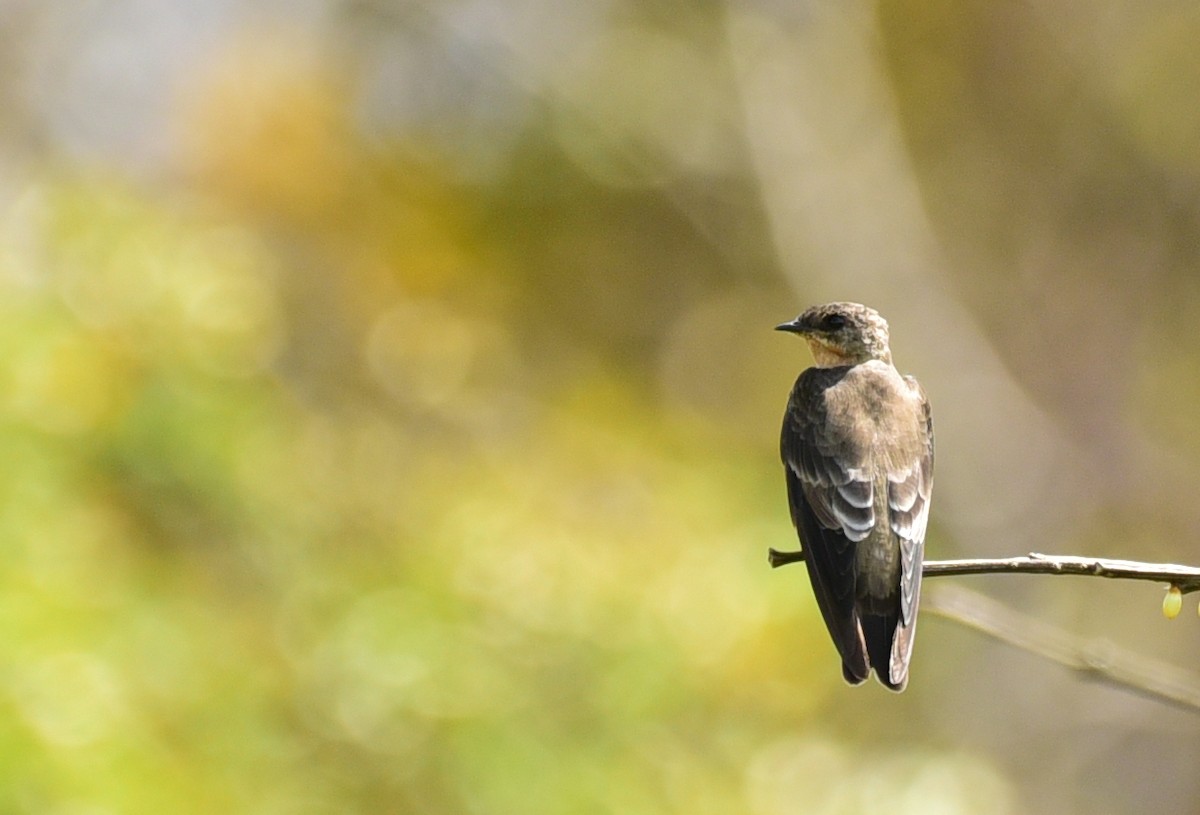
(824, 314, 848, 330)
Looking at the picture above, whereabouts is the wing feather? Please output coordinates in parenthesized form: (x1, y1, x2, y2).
(887, 378, 934, 687)
(781, 367, 872, 683)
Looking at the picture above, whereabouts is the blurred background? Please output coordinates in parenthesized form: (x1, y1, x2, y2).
(1, 0, 1199, 812)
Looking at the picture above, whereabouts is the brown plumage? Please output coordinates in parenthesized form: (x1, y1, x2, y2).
(777, 303, 934, 691)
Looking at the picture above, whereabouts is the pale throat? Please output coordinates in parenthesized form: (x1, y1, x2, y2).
(805, 337, 892, 368)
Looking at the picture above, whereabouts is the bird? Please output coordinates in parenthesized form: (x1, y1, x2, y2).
(776, 302, 934, 691)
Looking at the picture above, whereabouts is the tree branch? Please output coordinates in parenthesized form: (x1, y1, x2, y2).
(769, 547, 1200, 710)
(767, 548, 1200, 593)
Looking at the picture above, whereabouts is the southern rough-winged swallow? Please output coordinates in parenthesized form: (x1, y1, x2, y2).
(776, 302, 934, 691)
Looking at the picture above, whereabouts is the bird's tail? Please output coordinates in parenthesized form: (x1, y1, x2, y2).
(839, 618, 870, 685)
(861, 613, 906, 692)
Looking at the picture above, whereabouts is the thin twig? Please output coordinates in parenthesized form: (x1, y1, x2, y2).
(922, 584, 1200, 714)
(767, 548, 1200, 593)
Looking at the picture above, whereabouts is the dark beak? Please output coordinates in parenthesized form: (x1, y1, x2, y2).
(775, 319, 807, 334)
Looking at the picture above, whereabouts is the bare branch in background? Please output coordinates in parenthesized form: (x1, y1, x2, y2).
(922, 584, 1200, 714)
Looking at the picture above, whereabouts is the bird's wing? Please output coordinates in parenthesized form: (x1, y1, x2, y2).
(780, 367, 873, 683)
(885, 377, 934, 686)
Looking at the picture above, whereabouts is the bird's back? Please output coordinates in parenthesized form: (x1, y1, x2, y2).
(781, 360, 933, 690)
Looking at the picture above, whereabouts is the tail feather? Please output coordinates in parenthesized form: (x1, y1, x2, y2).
(861, 613, 906, 692)
(841, 622, 870, 685)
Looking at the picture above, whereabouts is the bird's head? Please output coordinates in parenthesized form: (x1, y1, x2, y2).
(776, 302, 892, 367)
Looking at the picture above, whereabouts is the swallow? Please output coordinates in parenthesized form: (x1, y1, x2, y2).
(777, 302, 934, 690)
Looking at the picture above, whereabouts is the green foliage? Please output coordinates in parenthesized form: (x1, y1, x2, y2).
(0, 176, 767, 811)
